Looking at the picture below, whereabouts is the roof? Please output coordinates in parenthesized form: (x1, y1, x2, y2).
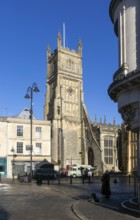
(35, 159, 54, 169)
(17, 109, 36, 119)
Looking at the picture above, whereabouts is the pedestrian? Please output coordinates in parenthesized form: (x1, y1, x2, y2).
(85, 168, 88, 178)
(101, 170, 111, 198)
(81, 168, 85, 177)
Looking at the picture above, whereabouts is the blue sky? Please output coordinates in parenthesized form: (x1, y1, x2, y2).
(0, 0, 122, 124)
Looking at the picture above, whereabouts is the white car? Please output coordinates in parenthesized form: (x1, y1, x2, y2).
(67, 165, 94, 178)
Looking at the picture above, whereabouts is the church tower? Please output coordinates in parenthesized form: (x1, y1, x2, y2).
(44, 33, 83, 168)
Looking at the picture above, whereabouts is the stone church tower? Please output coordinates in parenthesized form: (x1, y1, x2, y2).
(44, 33, 103, 173)
(44, 33, 84, 168)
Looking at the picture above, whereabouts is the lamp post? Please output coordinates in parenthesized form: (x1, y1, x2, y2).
(11, 147, 17, 182)
(24, 82, 39, 177)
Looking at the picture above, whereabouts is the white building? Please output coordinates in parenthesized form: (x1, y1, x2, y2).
(0, 109, 51, 178)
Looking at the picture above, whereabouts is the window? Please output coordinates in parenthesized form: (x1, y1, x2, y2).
(0, 166, 4, 172)
(104, 137, 113, 165)
(36, 127, 42, 138)
(17, 126, 23, 136)
(17, 142, 23, 154)
(35, 143, 42, 154)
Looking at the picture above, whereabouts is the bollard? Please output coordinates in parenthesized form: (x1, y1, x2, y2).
(28, 173, 32, 182)
(82, 175, 85, 184)
(134, 176, 137, 196)
(129, 174, 131, 185)
(88, 176, 91, 184)
(113, 178, 118, 184)
(48, 176, 50, 185)
(12, 173, 15, 182)
(58, 175, 60, 184)
(37, 178, 42, 185)
(70, 175, 72, 184)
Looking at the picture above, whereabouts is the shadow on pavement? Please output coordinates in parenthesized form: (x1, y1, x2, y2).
(0, 206, 10, 220)
(88, 192, 140, 219)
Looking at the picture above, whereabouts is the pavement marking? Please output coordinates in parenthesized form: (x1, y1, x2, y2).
(0, 184, 11, 192)
(129, 197, 138, 205)
(121, 199, 140, 214)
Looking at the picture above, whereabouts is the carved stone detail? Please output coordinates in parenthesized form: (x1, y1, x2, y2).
(121, 103, 137, 125)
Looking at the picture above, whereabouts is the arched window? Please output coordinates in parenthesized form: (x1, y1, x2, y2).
(104, 137, 113, 165)
(88, 148, 94, 166)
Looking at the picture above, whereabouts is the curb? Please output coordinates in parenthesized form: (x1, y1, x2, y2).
(71, 200, 89, 220)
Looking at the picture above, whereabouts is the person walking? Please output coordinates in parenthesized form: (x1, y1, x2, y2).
(101, 170, 111, 198)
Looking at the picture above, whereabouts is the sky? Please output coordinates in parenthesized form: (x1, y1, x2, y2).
(0, 0, 122, 125)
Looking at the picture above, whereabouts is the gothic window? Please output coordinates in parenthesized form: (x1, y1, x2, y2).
(50, 64, 54, 74)
(65, 59, 75, 71)
(50, 83, 55, 100)
(69, 59, 72, 69)
(104, 137, 113, 164)
(66, 59, 69, 69)
(88, 148, 94, 166)
(57, 106, 60, 115)
(54, 61, 57, 73)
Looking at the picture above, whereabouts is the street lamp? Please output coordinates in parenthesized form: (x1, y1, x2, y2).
(11, 147, 17, 182)
(24, 82, 39, 177)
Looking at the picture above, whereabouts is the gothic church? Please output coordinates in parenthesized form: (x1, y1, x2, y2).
(44, 33, 103, 173)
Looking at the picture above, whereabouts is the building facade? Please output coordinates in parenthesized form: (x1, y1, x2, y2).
(108, 0, 140, 201)
(0, 109, 51, 178)
(108, 0, 140, 133)
(44, 33, 103, 172)
(118, 124, 137, 174)
(92, 117, 121, 172)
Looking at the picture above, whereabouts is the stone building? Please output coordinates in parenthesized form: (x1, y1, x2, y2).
(118, 124, 137, 174)
(92, 117, 121, 172)
(44, 33, 103, 173)
(0, 109, 51, 178)
(108, 0, 140, 144)
(83, 106, 103, 174)
(127, 131, 137, 174)
(108, 0, 140, 201)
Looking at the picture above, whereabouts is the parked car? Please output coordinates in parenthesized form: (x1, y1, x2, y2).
(60, 170, 68, 177)
(53, 170, 60, 178)
(67, 165, 94, 178)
